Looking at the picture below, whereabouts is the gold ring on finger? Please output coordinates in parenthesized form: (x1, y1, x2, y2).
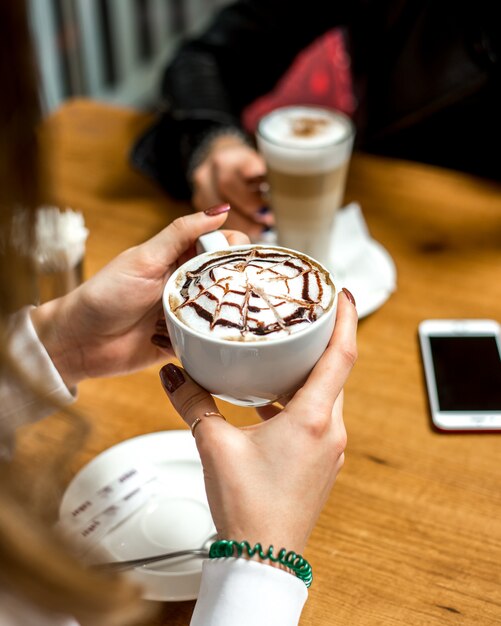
(190, 412, 226, 437)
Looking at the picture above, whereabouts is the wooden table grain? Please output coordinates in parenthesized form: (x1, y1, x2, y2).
(16, 99, 501, 625)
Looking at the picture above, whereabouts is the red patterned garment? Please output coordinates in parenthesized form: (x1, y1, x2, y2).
(242, 29, 355, 133)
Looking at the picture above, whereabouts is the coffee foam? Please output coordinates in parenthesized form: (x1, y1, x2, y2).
(169, 247, 335, 341)
(257, 106, 353, 174)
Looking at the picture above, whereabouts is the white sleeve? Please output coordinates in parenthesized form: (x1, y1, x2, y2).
(0, 306, 75, 456)
(190, 558, 308, 626)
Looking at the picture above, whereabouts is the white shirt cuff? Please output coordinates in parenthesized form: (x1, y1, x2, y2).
(191, 558, 308, 626)
(0, 307, 76, 450)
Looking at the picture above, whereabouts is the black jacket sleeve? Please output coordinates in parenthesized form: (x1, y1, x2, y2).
(130, 0, 350, 199)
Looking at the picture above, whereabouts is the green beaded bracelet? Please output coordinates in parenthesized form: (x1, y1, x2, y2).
(209, 539, 313, 588)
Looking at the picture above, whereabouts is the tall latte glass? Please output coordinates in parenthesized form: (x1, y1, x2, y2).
(256, 106, 354, 268)
(163, 231, 337, 407)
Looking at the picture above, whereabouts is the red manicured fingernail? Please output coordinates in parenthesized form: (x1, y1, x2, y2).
(151, 333, 172, 349)
(341, 287, 356, 307)
(159, 363, 185, 393)
(204, 203, 231, 216)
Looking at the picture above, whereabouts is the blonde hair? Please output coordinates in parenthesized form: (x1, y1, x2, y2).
(0, 3, 149, 624)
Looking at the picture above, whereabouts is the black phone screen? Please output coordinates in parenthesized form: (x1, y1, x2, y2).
(429, 336, 501, 411)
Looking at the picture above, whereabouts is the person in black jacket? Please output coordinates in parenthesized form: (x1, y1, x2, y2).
(131, 0, 500, 237)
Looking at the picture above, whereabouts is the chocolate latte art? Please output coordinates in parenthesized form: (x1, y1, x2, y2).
(169, 247, 335, 341)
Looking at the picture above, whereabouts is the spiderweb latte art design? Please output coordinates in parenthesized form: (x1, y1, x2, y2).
(170, 248, 334, 340)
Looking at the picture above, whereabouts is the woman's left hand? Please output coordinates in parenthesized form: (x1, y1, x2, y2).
(159, 290, 358, 554)
(31, 208, 247, 387)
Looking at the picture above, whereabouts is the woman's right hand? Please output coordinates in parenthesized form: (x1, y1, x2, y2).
(159, 289, 358, 556)
(191, 134, 273, 241)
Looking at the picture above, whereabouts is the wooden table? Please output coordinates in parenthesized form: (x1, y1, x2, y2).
(16, 100, 501, 625)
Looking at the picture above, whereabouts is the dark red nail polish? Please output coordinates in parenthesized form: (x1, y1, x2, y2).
(159, 363, 186, 393)
(341, 287, 356, 307)
(151, 333, 172, 349)
(204, 203, 231, 216)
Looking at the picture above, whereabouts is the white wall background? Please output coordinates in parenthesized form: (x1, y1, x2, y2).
(28, 0, 232, 113)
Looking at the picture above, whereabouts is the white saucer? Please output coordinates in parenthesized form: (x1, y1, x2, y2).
(59, 430, 214, 602)
(327, 203, 396, 318)
(327, 238, 397, 319)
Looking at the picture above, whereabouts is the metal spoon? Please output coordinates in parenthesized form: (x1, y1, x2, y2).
(93, 532, 217, 573)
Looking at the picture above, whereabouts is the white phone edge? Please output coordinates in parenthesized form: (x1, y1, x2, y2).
(418, 318, 501, 431)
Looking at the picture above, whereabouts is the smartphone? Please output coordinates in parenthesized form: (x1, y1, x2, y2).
(418, 319, 501, 432)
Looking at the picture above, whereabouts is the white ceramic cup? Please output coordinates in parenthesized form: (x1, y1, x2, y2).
(163, 231, 337, 407)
